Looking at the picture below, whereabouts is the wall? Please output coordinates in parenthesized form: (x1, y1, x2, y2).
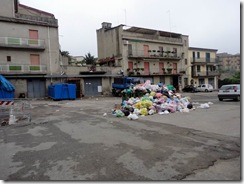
(8, 79, 26, 98)
(0, 0, 15, 18)
(102, 77, 112, 95)
(0, 20, 60, 75)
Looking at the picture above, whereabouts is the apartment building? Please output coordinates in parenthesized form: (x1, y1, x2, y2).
(188, 47, 220, 89)
(97, 22, 189, 93)
(216, 53, 240, 79)
(0, 0, 61, 98)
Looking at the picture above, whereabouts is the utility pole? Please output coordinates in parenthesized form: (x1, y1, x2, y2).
(124, 9, 127, 25)
(167, 10, 171, 37)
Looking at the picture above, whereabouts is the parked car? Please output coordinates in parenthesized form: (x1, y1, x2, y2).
(218, 84, 240, 101)
(196, 84, 213, 92)
(182, 85, 197, 92)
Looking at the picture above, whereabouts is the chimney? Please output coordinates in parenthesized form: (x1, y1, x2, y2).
(102, 22, 112, 29)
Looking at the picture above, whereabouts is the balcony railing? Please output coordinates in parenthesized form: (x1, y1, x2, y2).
(0, 64, 47, 73)
(127, 67, 181, 76)
(191, 57, 217, 64)
(15, 13, 58, 27)
(192, 70, 220, 77)
(123, 33, 182, 44)
(0, 37, 45, 50)
(128, 49, 182, 60)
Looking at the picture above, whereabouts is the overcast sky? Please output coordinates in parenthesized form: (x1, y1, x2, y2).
(20, 0, 240, 57)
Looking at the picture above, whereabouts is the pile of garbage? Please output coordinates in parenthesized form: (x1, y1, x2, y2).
(112, 80, 211, 119)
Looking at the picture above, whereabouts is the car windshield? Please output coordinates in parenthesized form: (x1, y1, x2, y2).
(220, 85, 239, 90)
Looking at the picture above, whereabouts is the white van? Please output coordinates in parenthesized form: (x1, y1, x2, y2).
(218, 84, 240, 101)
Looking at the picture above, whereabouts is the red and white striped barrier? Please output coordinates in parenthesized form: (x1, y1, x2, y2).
(0, 101, 14, 106)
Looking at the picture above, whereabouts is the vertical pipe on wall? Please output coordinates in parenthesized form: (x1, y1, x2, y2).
(48, 26, 53, 83)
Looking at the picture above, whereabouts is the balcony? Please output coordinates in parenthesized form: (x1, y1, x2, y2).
(191, 57, 217, 65)
(128, 49, 182, 61)
(0, 64, 47, 74)
(0, 37, 45, 50)
(66, 65, 121, 75)
(192, 70, 220, 77)
(127, 67, 181, 76)
(123, 32, 183, 45)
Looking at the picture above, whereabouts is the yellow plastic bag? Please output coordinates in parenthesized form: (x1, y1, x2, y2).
(140, 108, 148, 116)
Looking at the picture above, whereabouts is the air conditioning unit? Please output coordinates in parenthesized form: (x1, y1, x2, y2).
(123, 40, 129, 45)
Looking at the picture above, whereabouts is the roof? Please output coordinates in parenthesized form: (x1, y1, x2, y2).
(189, 47, 218, 52)
(124, 26, 182, 38)
(19, 4, 55, 17)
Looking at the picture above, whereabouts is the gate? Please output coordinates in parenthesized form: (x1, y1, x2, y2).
(84, 78, 102, 96)
(27, 79, 45, 98)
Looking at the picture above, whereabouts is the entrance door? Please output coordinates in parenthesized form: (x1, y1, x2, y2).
(29, 30, 38, 45)
(144, 62, 149, 75)
(208, 78, 215, 89)
(67, 79, 81, 98)
(128, 61, 133, 71)
(172, 76, 179, 91)
(27, 79, 45, 98)
(144, 45, 149, 57)
(173, 63, 177, 74)
(159, 63, 164, 74)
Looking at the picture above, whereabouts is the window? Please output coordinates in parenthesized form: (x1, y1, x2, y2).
(185, 59, 187, 65)
(199, 78, 204, 85)
(206, 52, 210, 62)
(197, 65, 201, 72)
(192, 52, 195, 62)
(184, 40, 187, 46)
(7, 56, 11, 62)
(128, 44, 132, 56)
(159, 47, 164, 52)
(173, 48, 177, 57)
(197, 52, 200, 58)
(159, 47, 164, 56)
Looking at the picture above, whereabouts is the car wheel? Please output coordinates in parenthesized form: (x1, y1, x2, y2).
(205, 89, 208, 92)
(219, 98, 223, 101)
(235, 96, 240, 101)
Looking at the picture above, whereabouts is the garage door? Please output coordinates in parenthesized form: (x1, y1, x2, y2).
(27, 79, 45, 98)
(84, 78, 102, 96)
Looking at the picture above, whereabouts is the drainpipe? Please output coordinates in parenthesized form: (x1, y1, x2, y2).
(48, 26, 53, 84)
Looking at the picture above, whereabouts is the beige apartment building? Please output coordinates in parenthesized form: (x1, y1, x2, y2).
(188, 47, 220, 89)
(97, 22, 190, 93)
(0, 0, 61, 98)
(216, 53, 240, 80)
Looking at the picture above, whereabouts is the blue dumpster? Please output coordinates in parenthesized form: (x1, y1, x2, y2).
(48, 83, 76, 100)
(0, 75, 15, 99)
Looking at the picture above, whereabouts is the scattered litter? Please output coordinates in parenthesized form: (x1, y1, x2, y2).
(197, 103, 210, 109)
(127, 113, 138, 120)
(103, 113, 107, 117)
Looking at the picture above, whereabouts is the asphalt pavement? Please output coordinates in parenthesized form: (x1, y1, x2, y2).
(0, 91, 241, 181)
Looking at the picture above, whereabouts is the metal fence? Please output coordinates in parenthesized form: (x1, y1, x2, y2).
(0, 99, 32, 125)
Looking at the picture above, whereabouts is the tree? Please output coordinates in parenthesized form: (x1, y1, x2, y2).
(61, 51, 72, 61)
(84, 52, 96, 65)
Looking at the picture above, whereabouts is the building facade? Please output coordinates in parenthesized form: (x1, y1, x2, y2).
(216, 53, 240, 80)
(97, 22, 190, 93)
(0, 0, 61, 98)
(188, 47, 220, 89)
